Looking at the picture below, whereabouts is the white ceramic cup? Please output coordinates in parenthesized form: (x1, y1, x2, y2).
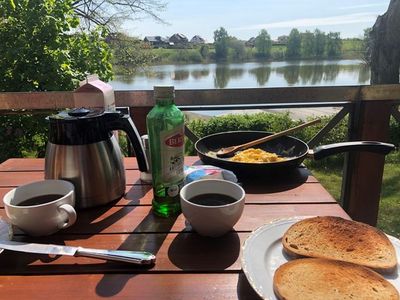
(180, 179, 245, 237)
(3, 180, 76, 236)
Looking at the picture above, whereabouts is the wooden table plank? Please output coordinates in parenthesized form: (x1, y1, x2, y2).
(0, 169, 320, 188)
(1, 203, 349, 235)
(0, 157, 199, 171)
(0, 181, 336, 208)
(0, 157, 320, 183)
(0, 158, 46, 171)
(0, 170, 320, 189)
(0, 273, 260, 300)
(123, 182, 337, 205)
(0, 170, 146, 187)
(0, 157, 142, 171)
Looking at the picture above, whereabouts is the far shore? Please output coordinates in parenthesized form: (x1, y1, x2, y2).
(184, 106, 340, 122)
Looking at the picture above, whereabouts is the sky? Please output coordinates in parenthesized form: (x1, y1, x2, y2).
(123, 0, 391, 42)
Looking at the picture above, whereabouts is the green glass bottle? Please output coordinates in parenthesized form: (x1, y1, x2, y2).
(146, 86, 185, 217)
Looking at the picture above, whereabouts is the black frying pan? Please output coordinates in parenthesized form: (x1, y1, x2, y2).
(194, 131, 395, 176)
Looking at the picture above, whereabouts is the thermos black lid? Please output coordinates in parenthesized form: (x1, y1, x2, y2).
(49, 108, 103, 121)
(67, 107, 91, 117)
(47, 108, 119, 145)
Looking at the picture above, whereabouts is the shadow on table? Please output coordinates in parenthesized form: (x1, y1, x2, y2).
(237, 272, 263, 299)
(238, 166, 311, 186)
(168, 230, 241, 270)
(95, 210, 177, 297)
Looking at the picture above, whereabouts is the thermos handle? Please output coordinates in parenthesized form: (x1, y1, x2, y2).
(105, 112, 149, 172)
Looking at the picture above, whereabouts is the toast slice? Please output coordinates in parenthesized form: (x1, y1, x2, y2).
(282, 216, 397, 273)
(273, 258, 399, 300)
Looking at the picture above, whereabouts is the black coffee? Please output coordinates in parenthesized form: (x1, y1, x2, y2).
(17, 194, 64, 206)
(189, 193, 237, 206)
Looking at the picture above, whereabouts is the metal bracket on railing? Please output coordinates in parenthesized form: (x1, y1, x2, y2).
(307, 105, 351, 149)
(391, 105, 400, 123)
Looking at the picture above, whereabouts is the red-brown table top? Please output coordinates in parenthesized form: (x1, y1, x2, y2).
(0, 157, 349, 299)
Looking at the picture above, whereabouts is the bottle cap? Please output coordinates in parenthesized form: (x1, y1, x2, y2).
(154, 86, 174, 99)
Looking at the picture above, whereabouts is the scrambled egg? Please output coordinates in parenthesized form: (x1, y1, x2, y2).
(230, 148, 286, 163)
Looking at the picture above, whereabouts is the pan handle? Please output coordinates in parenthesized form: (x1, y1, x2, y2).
(312, 141, 395, 160)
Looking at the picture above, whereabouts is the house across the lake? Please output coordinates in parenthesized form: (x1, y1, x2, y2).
(169, 33, 189, 46)
(275, 35, 289, 45)
(190, 35, 206, 44)
(144, 34, 206, 48)
(143, 36, 171, 48)
(245, 37, 256, 48)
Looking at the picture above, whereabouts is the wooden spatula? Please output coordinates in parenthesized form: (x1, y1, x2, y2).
(216, 119, 321, 158)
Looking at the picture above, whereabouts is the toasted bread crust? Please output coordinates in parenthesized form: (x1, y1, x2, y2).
(273, 258, 399, 300)
(282, 216, 397, 273)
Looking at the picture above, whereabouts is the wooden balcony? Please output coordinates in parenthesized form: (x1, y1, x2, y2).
(1, 84, 400, 226)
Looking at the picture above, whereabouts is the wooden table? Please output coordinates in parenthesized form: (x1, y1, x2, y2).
(0, 157, 349, 299)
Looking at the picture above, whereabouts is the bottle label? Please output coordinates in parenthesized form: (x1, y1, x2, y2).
(160, 128, 184, 183)
(154, 181, 185, 202)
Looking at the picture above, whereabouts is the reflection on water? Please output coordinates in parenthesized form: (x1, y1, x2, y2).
(277, 65, 300, 85)
(249, 65, 271, 86)
(144, 70, 166, 80)
(275, 63, 342, 86)
(191, 69, 210, 79)
(358, 64, 370, 83)
(214, 65, 245, 88)
(172, 70, 190, 81)
(214, 65, 229, 89)
(110, 59, 371, 90)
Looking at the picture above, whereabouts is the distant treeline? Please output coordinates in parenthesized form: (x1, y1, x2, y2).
(109, 28, 366, 73)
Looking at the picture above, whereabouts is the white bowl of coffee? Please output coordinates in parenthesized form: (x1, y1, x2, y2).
(3, 180, 76, 236)
(180, 179, 245, 237)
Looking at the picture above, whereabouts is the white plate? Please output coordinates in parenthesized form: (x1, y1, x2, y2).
(241, 217, 400, 300)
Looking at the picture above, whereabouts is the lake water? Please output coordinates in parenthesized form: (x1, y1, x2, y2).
(109, 59, 370, 90)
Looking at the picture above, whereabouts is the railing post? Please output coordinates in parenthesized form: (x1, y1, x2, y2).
(129, 106, 152, 136)
(341, 93, 392, 226)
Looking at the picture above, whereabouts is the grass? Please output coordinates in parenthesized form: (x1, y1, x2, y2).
(308, 152, 400, 238)
(377, 161, 400, 237)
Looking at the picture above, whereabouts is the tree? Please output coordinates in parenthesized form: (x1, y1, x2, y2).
(199, 44, 210, 60)
(255, 29, 272, 58)
(369, 0, 400, 84)
(228, 38, 246, 61)
(325, 32, 342, 57)
(108, 33, 156, 74)
(301, 31, 315, 57)
(72, 0, 167, 32)
(0, 0, 113, 91)
(286, 29, 301, 59)
(361, 28, 372, 64)
(214, 27, 229, 61)
(314, 29, 326, 57)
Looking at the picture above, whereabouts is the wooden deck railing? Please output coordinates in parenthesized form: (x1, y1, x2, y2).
(1, 84, 400, 226)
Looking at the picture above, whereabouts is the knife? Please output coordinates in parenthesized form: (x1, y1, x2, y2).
(0, 240, 156, 265)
